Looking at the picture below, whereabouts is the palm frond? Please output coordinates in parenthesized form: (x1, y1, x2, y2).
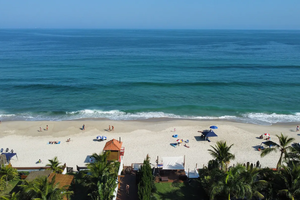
(261, 147, 277, 157)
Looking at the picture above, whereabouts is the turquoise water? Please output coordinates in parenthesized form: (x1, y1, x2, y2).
(0, 29, 300, 124)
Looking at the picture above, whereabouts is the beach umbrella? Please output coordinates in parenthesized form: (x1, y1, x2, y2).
(202, 130, 218, 138)
(210, 126, 218, 129)
(263, 141, 278, 148)
(96, 136, 102, 140)
(264, 133, 270, 137)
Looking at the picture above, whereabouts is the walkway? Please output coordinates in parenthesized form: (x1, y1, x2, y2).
(117, 167, 138, 200)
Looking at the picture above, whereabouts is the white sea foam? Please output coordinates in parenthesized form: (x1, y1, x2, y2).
(243, 112, 300, 124)
(0, 110, 300, 124)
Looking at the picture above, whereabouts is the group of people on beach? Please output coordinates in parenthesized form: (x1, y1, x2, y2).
(39, 125, 48, 132)
(108, 125, 114, 131)
(48, 141, 59, 144)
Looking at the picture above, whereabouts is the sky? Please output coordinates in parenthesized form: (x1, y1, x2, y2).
(0, 0, 299, 29)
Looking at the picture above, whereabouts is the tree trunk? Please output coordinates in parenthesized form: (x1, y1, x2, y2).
(276, 152, 284, 170)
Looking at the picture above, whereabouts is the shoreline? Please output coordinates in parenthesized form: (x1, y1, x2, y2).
(1, 117, 300, 125)
(1, 119, 299, 170)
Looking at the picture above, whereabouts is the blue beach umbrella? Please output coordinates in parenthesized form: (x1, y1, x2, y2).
(210, 126, 218, 129)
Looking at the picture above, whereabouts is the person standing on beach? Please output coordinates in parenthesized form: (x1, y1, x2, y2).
(39, 127, 42, 132)
(82, 124, 85, 130)
(112, 126, 114, 131)
(297, 126, 299, 132)
(109, 125, 111, 131)
(126, 184, 129, 195)
(46, 125, 48, 131)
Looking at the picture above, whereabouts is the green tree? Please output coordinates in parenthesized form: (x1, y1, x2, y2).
(276, 164, 300, 200)
(137, 155, 154, 200)
(46, 157, 63, 174)
(0, 192, 21, 200)
(210, 164, 267, 200)
(261, 133, 295, 170)
(208, 141, 235, 171)
(20, 175, 72, 200)
(210, 164, 249, 200)
(287, 144, 300, 167)
(0, 175, 7, 191)
(86, 151, 120, 200)
(0, 164, 18, 182)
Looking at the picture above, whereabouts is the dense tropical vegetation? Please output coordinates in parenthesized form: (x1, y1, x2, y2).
(200, 135, 300, 200)
(0, 164, 18, 193)
(18, 175, 72, 200)
(0, 152, 120, 200)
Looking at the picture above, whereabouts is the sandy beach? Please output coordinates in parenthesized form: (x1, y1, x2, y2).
(0, 120, 299, 170)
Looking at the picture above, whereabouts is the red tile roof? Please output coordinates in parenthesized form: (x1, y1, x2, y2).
(103, 139, 123, 151)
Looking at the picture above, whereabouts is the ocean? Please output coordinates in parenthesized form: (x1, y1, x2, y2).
(0, 29, 300, 124)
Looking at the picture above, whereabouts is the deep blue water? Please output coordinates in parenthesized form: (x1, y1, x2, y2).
(0, 29, 300, 124)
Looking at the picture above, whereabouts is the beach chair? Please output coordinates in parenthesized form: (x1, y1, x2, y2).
(172, 134, 178, 138)
(0, 148, 3, 153)
(55, 141, 61, 144)
(170, 143, 177, 148)
(6, 148, 9, 152)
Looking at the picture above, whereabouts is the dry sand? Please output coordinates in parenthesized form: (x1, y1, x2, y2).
(0, 120, 299, 170)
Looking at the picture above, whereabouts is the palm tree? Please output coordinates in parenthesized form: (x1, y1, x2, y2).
(261, 133, 295, 170)
(46, 157, 63, 174)
(276, 164, 300, 200)
(86, 151, 120, 200)
(242, 167, 268, 199)
(210, 164, 251, 200)
(287, 144, 300, 167)
(20, 175, 72, 200)
(208, 141, 235, 171)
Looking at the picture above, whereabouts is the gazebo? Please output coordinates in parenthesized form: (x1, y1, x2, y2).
(103, 139, 124, 162)
(157, 156, 186, 182)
